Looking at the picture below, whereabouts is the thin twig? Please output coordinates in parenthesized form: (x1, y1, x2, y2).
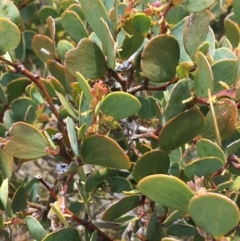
(108, 69, 127, 92)
(128, 77, 179, 94)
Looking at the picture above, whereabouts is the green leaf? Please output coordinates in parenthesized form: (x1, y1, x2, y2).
(76, 72, 93, 102)
(11, 186, 27, 213)
(167, 224, 199, 236)
(57, 40, 74, 63)
(79, 0, 115, 69)
(61, 10, 88, 43)
(109, 177, 133, 193)
(79, 0, 110, 30)
(101, 195, 139, 221)
(65, 38, 106, 79)
(132, 13, 151, 36)
(100, 92, 141, 120)
(0, 178, 8, 209)
(85, 168, 110, 193)
(42, 228, 81, 241)
(147, 213, 162, 241)
(227, 139, 240, 155)
(32, 34, 54, 62)
(196, 138, 225, 162)
(90, 231, 97, 241)
(184, 157, 224, 179)
(233, 0, 240, 25)
(172, 18, 192, 63)
(3, 122, 48, 159)
(7, 78, 31, 102)
(120, 30, 144, 60)
(179, 0, 217, 12)
(56, 92, 77, 118)
(158, 109, 206, 152)
(0, 0, 21, 26)
(98, 17, 116, 69)
(224, 17, 240, 48)
(141, 35, 180, 83)
(137, 96, 161, 120)
(25, 216, 46, 241)
(188, 193, 240, 238)
(132, 149, 170, 182)
(212, 59, 237, 93)
(138, 174, 194, 212)
(39, 6, 58, 23)
(165, 78, 190, 120)
(66, 117, 79, 157)
(202, 98, 237, 141)
(213, 47, 236, 62)
(166, 5, 188, 27)
(163, 210, 185, 227)
(183, 11, 210, 60)
(81, 135, 131, 169)
(0, 18, 21, 55)
(11, 97, 37, 123)
(0, 147, 13, 179)
(195, 52, 214, 97)
(47, 60, 74, 93)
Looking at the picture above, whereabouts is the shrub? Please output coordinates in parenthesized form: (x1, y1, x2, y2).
(0, 0, 240, 240)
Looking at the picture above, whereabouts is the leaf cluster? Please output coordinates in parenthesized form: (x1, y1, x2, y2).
(0, 0, 240, 240)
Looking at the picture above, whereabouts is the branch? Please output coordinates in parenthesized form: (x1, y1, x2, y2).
(108, 69, 127, 92)
(128, 77, 179, 94)
(0, 57, 71, 150)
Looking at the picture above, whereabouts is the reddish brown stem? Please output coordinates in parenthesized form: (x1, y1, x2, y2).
(34, 175, 58, 200)
(65, 208, 114, 241)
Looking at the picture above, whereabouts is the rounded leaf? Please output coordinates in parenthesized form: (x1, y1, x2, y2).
(195, 52, 214, 97)
(165, 78, 190, 120)
(196, 138, 225, 162)
(81, 135, 131, 169)
(132, 149, 170, 182)
(32, 34, 54, 62)
(101, 195, 139, 221)
(0, 144, 13, 179)
(25, 216, 46, 241)
(213, 47, 236, 62)
(141, 35, 180, 83)
(61, 10, 87, 43)
(212, 59, 237, 93)
(11, 186, 27, 213)
(138, 174, 194, 212)
(100, 92, 141, 120)
(188, 193, 240, 238)
(42, 228, 81, 241)
(132, 13, 151, 35)
(65, 38, 106, 79)
(184, 157, 224, 179)
(0, 1, 21, 26)
(158, 109, 206, 152)
(202, 98, 237, 141)
(179, 0, 216, 12)
(224, 18, 240, 48)
(0, 18, 20, 55)
(3, 122, 48, 159)
(183, 11, 210, 60)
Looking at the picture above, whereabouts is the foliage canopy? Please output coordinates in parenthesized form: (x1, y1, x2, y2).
(0, 0, 240, 240)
